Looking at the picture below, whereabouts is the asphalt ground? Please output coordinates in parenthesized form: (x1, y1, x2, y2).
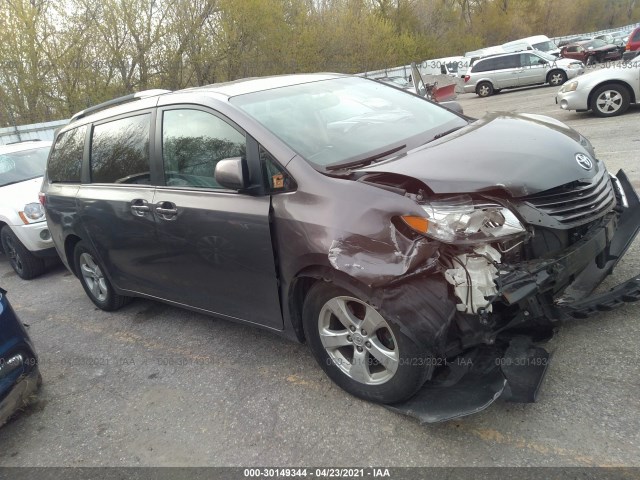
(0, 80, 639, 468)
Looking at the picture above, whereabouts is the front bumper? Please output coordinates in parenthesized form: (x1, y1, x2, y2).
(9, 221, 54, 253)
(556, 87, 589, 111)
(388, 169, 640, 423)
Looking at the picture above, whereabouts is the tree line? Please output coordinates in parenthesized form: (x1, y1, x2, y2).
(1, 0, 638, 127)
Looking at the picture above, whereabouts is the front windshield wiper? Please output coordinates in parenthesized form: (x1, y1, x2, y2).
(430, 126, 465, 141)
(325, 144, 406, 171)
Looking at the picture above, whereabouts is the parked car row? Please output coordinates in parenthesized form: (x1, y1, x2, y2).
(459, 25, 640, 98)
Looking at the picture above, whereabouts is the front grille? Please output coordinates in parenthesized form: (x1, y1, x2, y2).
(524, 168, 616, 227)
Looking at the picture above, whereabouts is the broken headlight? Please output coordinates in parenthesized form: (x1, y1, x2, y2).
(402, 195, 525, 245)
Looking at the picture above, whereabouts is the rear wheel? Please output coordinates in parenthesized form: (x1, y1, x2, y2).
(74, 241, 129, 311)
(476, 81, 493, 97)
(590, 84, 630, 117)
(0, 226, 45, 280)
(302, 282, 431, 404)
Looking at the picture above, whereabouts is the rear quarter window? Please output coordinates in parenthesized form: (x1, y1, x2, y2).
(48, 125, 87, 183)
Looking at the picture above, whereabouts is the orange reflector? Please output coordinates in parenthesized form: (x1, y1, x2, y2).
(18, 212, 30, 225)
(401, 216, 429, 233)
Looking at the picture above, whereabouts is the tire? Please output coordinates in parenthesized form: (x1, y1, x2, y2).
(590, 84, 630, 117)
(547, 70, 567, 87)
(302, 282, 432, 404)
(0, 226, 45, 280)
(476, 81, 493, 98)
(74, 241, 129, 311)
(586, 56, 596, 66)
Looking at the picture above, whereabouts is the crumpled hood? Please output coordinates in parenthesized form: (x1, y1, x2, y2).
(359, 113, 600, 198)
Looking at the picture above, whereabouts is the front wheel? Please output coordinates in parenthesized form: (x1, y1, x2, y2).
(74, 241, 129, 311)
(0, 226, 45, 280)
(590, 84, 630, 117)
(302, 283, 432, 404)
(547, 70, 567, 86)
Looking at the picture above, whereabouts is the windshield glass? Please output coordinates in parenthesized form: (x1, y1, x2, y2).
(0, 146, 50, 187)
(586, 39, 606, 49)
(230, 77, 466, 169)
(532, 40, 557, 51)
(536, 51, 558, 61)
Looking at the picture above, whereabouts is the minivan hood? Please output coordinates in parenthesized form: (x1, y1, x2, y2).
(359, 113, 599, 198)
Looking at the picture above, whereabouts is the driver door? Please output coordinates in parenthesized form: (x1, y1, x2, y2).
(151, 106, 283, 329)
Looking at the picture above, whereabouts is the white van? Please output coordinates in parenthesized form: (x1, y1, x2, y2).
(501, 35, 560, 56)
(421, 56, 466, 76)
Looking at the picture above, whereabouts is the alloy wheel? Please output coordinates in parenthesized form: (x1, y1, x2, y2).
(79, 253, 108, 302)
(318, 296, 399, 385)
(596, 90, 623, 115)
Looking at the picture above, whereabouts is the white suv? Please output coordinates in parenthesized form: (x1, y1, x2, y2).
(0, 140, 57, 279)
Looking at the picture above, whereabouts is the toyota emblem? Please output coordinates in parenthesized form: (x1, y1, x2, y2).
(576, 153, 593, 170)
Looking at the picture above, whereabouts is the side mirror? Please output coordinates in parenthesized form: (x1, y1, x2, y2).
(214, 157, 246, 190)
(538, 59, 548, 65)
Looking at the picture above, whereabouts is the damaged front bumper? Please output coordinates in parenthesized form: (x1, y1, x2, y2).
(388, 170, 640, 423)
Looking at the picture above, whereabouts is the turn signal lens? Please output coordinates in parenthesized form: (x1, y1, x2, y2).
(401, 216, 429, 233)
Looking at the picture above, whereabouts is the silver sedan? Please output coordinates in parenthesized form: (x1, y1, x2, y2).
(556, 62, 639, 117)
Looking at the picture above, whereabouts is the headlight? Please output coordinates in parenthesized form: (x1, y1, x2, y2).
(559, 81, 578, 93)
(19, 202, 46, 224)
(567, 62, 583, 69)
(402, 195, 525, 245)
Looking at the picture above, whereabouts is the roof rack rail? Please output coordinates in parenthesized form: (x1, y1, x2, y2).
(70, 89, 171, 123)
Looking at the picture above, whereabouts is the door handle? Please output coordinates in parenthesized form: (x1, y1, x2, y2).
(131, 199, 150, 217)
(155, 201, 178, 220)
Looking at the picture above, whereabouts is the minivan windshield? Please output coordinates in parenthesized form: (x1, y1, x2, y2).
(532, 40, 557, 52)
(230, 77, 466, 169)
(0, 146, 50, 187)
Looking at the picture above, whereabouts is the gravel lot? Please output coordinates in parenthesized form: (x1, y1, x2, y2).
(0, 82, 639, 467)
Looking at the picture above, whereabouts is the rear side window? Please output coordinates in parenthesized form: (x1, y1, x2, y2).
(90, 114, 151, 184)
(162, 109, 246, 189)
(48, 125, 86, 183)
(473, 55, 519, 72)
(472, 58, 496, 73)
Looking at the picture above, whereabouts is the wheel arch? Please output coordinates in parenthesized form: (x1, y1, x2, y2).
(287, 265, 375, 343)
(63, 234, 82, 277)
(588, 80, 636, 108)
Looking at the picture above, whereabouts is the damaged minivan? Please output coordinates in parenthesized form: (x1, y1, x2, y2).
(41, 74, 640, 422)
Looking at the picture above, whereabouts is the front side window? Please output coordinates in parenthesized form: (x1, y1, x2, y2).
(162, 109, 246, 189)
(48, 125, 86, 183)
(90, 114, 150, 184)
